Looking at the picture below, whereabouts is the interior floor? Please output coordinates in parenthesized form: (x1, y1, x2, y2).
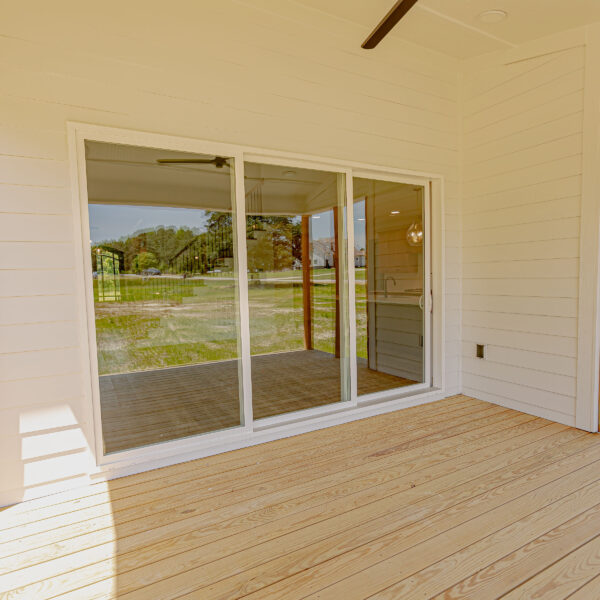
(3, 396, 599, 599)
(99, 349, 414, 454)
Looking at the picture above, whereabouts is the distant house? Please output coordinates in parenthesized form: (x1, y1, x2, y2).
(355, 249, 366, 268)
(311, 242, 365, 268)
(311, 238, 335, 268)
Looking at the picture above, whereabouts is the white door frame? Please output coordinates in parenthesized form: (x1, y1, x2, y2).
(68, 122, 446, 479)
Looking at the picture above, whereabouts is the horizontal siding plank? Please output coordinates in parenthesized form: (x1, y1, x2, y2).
(461, 373, 574, 414)
(0, 243, 75, 270)
(461, 342, 576, 377)
(464, 134, 582, 184)
(463, 196, 580, 230)
(462, 278, 578, 298)
(462, 310, 577, 338)
(465, 91, 583, 150)
(464, 47, 585, 116)
(0, 373, 84, 410)
(0, 156, 69, 188)
(0, 270, 76, 297)
(0, 124, 68, 161)
(461, 295, 578, 318)
(463, 155, 582, 200)
(0, 398, 88, 435)
(464, 112, 583, 164)
(462, 258, 579, 279)
(0, 295, 78, 326)
(462, 217, 580, 248)
(0, 215, 73, 242)
(0, 184, 71, 215)
(464, 68, 584, 134)
(462, 238, 580, 263)
(0, 450, 90, 488)
(461, 387, 575, 424)
(464, 46, 581, 98)
(0, 347, 82, 382)
(0, 321, 79, 354)
(0, 427, 89, 461)
(463, 175, 581, 215)
(462, 325, 577, 357)
(462, 357, 576, 397)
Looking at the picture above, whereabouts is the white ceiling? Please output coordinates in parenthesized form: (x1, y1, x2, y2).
(295, 0, 600, 58)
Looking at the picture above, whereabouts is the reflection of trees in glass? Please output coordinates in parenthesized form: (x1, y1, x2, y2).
(132, 251, 159, 272)
(247, 215, 301, 273)
(170, 212, 234, 274)
(97, 226, 198, 273)
(94, 213, 304, 276)
(94, 213, 238, 275)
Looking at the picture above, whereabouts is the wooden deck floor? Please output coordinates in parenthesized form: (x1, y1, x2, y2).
(2, 395, 600, 599)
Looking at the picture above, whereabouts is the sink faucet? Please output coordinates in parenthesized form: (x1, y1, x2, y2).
(384, 275, 397, 297)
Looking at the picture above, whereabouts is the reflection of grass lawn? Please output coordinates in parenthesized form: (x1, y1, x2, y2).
(94, 271, 368, 375)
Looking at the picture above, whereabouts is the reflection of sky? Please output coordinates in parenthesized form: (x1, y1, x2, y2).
(89, 205, 208, 243)
(309, 208, 333, 241)
(354, 199, 366, 250)
(89, 202, 367, 249)
(310, 202, 365, 250)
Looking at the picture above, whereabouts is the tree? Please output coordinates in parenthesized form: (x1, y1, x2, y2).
(132, 251, 159, 272)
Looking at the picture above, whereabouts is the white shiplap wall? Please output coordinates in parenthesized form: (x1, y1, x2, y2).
(461, 40, 585, 426)
(0, 0, 461, 505)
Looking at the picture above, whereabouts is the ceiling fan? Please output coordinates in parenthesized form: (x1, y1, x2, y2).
(362, 0, 419, 49)
(156, 156, 230, 168)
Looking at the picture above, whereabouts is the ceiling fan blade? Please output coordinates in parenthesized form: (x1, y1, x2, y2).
(156, 156, 230, 168)
(361, 0, 419, 49)
(156, 158, 217, 164)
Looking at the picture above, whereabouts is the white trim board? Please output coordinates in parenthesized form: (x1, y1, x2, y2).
(576, 23, 600, 432)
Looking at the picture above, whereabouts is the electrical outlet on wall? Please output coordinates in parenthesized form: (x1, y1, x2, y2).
(476, 344, 485, 359)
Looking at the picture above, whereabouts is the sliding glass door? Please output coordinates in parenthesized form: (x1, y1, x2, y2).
(82, 136, 432, 457)
(353, 177, 429, 399)
(85, 141, 244, 454)
(244, 162, 349, 420)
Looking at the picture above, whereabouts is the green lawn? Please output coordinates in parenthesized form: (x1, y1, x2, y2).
(94, 269, 367, 375)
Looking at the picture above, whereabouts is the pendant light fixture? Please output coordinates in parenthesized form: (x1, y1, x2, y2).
(406, 187, 424, 247)
(406, 221, 423, 246)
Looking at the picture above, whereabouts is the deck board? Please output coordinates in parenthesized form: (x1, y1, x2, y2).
(1, 395, 600, 599)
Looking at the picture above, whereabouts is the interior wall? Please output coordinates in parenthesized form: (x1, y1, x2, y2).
(460, 32, 588, 426)
(367, 186, 425, 382)
(0, 0, 461, 505)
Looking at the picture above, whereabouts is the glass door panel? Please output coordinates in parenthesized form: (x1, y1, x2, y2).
(85, 141, 243, 453)
(353, 177, 427, 397)
(245, 162, 349, 419)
